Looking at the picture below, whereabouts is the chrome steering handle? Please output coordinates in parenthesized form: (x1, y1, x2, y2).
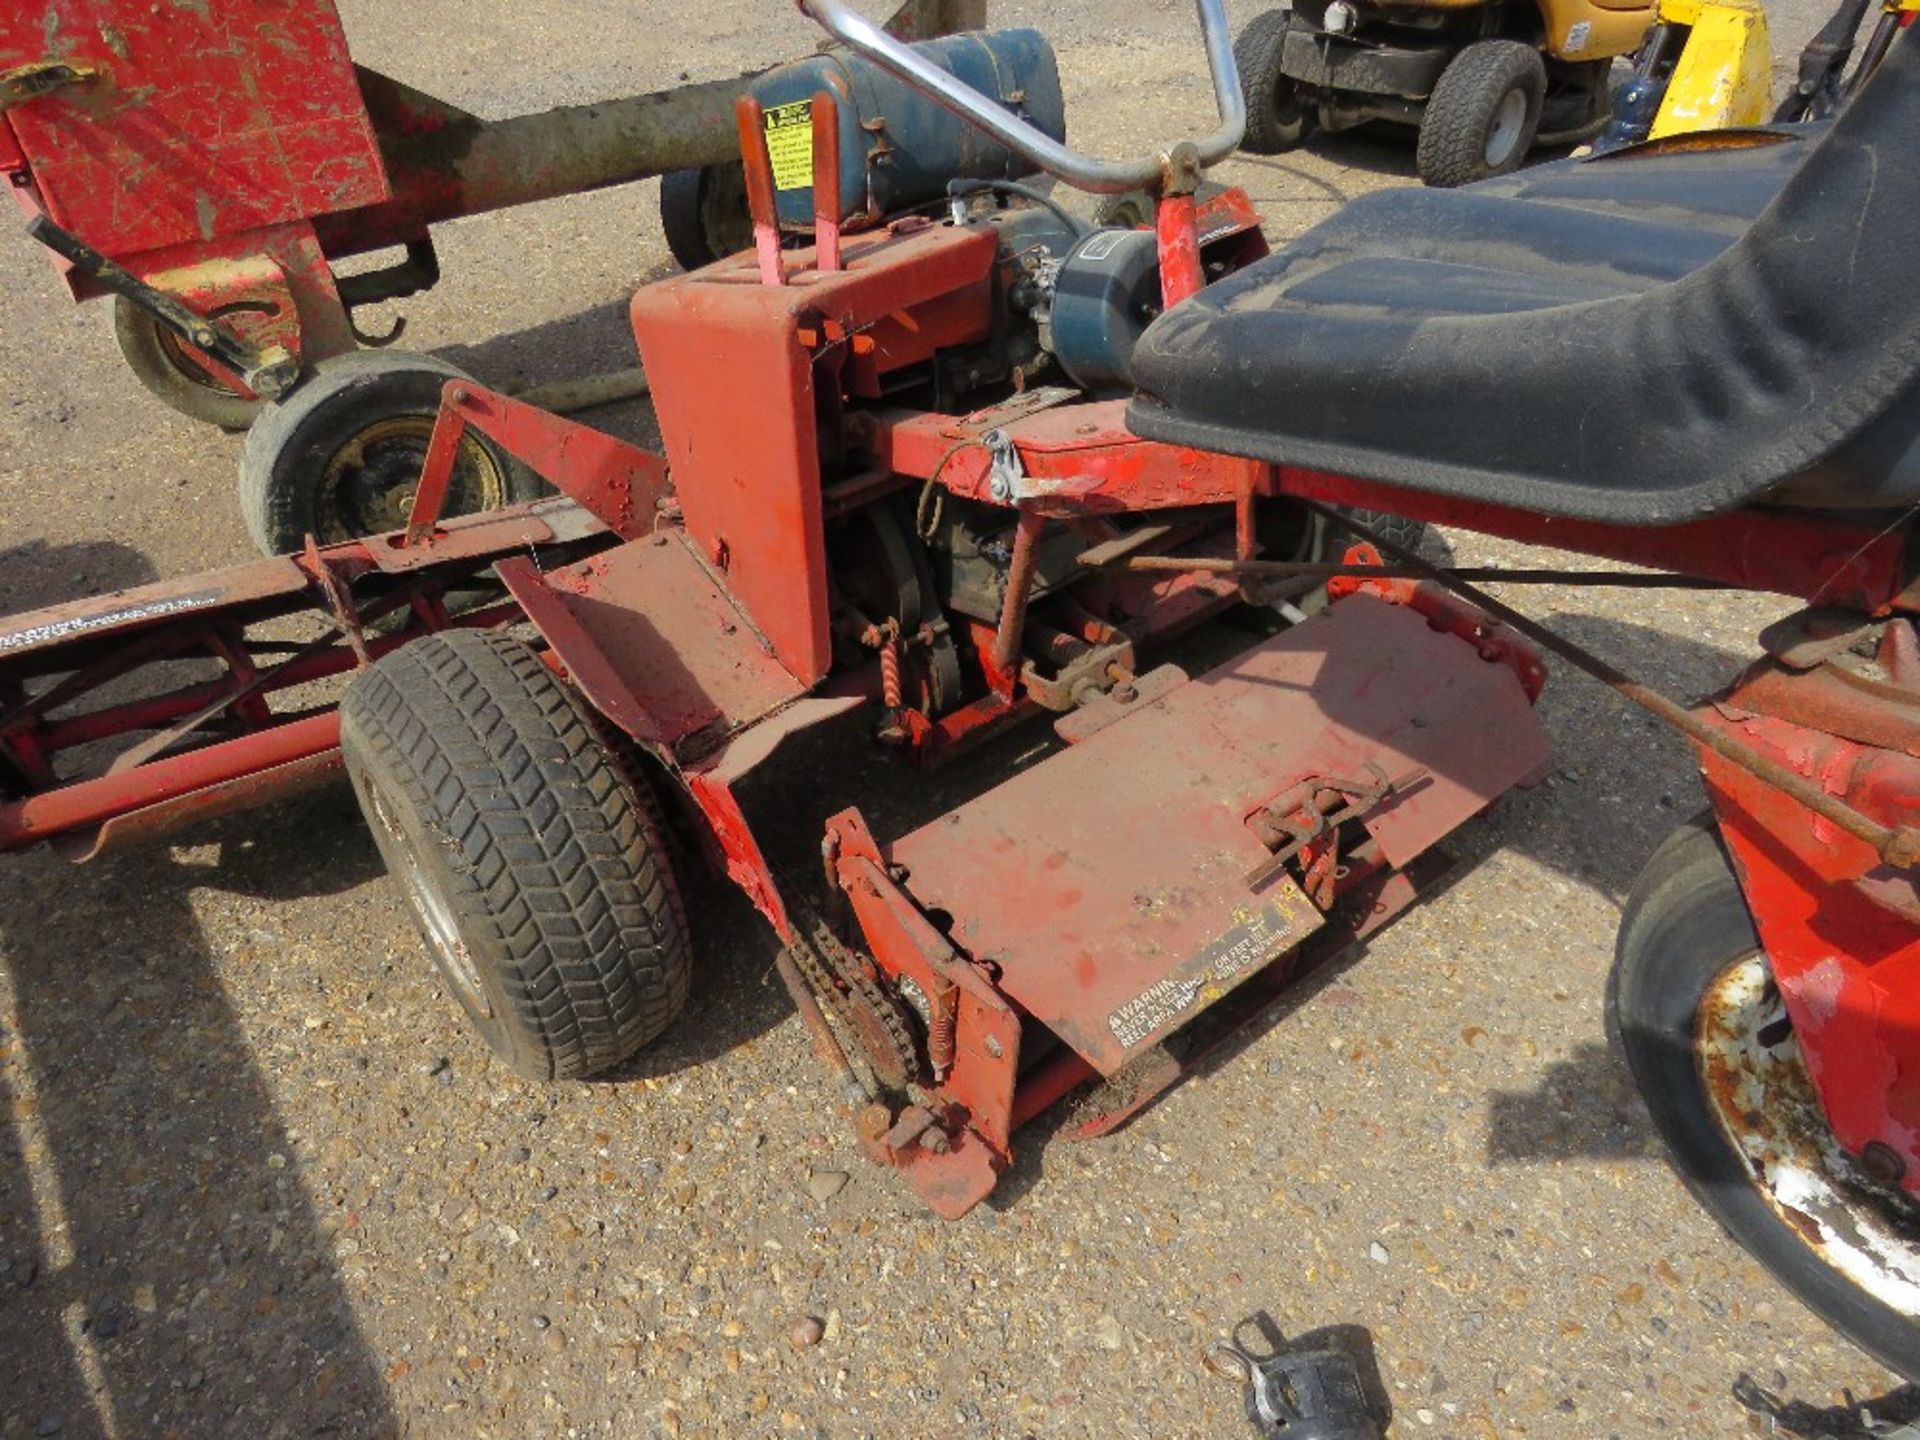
(794, 0, 1247, 195)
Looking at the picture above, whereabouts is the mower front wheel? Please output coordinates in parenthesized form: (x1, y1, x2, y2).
(1235, 10, 1317, 153)
(1610, 817, 1920, 1382)
(1416, 40, 1546, 187)
(239, 350, 542, 557)
(341, 631, 693, 1082)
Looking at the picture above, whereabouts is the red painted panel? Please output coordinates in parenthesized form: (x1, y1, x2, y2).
(0, 0, 388, 256)
(891, 595, 1550, 1074)
(1703, 699, 1920, 1196)
(521, 534, 806, 752)
(630, 220, 997, 684)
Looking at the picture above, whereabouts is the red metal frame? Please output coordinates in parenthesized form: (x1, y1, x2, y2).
(1699, 656, 1920, 1197)
(7, 62, 1919, 1234)
(1275, 467, 1919, 615)
(0, 500, 611, 857)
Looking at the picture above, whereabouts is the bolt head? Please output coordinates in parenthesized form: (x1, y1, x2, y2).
(1861, 1140, 1908, 1187)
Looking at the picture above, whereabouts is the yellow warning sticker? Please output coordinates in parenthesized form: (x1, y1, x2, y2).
(763, 99, 815, 192)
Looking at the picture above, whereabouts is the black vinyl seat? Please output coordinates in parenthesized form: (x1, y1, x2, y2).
(1126, 29, 1920, 526)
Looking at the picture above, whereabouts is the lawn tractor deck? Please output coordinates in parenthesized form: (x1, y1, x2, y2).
(4, 0, 1919, 1380)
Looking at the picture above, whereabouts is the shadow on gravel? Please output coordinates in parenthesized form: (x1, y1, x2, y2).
(1441, 610, 1757, 900)
(1735, 1372, 1920, 1435)
(0, 789, 398, 1440)
(1484, 1040, 1651, 1164)
(0, 538, 156, 617)
(592, 867, 794, 1084)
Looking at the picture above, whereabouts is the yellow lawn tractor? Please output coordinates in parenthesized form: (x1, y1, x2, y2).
(1233, 0, 1656, 185)
(1595, 0, 1915, 151)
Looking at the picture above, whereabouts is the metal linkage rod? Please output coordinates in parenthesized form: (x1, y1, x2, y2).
(1087, 553, 1731, 589)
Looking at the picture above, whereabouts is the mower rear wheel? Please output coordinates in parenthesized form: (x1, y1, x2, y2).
(659, 162, 756, 271)
(1235, 10, 1316, 154)
(1258, 500, 1430, 565)
(1611, 817, 1920, 1382)
(341, 631, 693, 1082)
(112, 296, 264, 432)
(239, 350, 542, 557)
(1416, 41, 1546, 187)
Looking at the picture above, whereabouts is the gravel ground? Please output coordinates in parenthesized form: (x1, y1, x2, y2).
(1, 2, 1909, 1437)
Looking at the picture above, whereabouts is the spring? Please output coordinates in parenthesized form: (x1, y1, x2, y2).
(880, 634, 904, 710)
(927, 976, 959, 1080)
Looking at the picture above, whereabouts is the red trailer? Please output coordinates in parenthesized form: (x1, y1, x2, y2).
(0, 0, 982, 429)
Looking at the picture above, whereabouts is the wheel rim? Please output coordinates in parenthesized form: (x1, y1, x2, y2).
(1695, 954, 1920, 1321)
(143, 300, 278, 398)
(154, 324, 248, 398)
(365, 780, 493, 1021)
(1485, 87, 1528, 167)
(316, 415, 509, 543)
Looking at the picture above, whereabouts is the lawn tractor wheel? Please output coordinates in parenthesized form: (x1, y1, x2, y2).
(239, 351, 542, 557)
(341, 631, 693, 1082)
(1235, 10, 1316, 153)
(1258, 500, 1431, 565)
(112, 295, 265, 432)
(1611, 816, 1920, 1382)
(660, 161, 756, 271)
(1416, 41, 1547, 187)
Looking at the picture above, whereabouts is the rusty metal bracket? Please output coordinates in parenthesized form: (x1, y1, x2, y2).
(301, 537, 373, 668)
(1245, 761, 1429, 893)
(1, 60, 98, 110)
(25, 215, 298, 399)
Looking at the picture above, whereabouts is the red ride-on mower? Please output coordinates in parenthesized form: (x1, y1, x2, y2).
(2, 0, 1918, 1380)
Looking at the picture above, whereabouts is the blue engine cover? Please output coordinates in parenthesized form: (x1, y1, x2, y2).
(748, 30, 1066, 230)
(1048, 227, 1162, 397)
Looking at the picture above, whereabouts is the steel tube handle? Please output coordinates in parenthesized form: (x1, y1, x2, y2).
(794, 0, 1247, 194)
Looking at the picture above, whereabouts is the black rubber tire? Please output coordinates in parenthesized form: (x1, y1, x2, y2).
(1328, 506, 1431, 557)
(1416, 40, 1547, 187)
(660, 162, 755, 271)
(1235, 10, 1317, 154)
(1255, 501, 1432, 571)
(1094, 180, 1229, 232)
(1610, 816, 1920, 1381)
(239, 350, 543, 557)
(341, 631, 693, 1082)
(112, 296, 265, 431)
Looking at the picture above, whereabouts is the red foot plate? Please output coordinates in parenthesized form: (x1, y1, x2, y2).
(891, 595, 1551, 1076)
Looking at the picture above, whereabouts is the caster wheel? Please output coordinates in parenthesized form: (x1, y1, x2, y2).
(112, 295, 268, 431)
(1612, 816, 1920, 1382)
(342, 631, 693, 1081)
(239, 350, 542, 556)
